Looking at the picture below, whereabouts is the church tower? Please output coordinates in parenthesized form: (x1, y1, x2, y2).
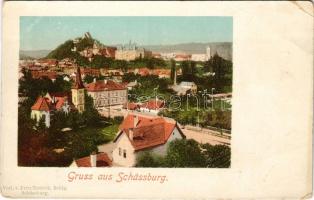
(71, 67, 85, 113)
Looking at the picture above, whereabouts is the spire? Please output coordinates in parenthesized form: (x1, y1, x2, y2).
(73, 67, 84, 89)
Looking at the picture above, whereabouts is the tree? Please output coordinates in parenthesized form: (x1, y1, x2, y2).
(205, 110, 231, 130)
(146, 59, 155, 70)
(135, 151, 164, 167)
(180, 61, 191, 81)
(74, 53, 90, 67)
(46, 40, 76, 60)
(75, 37, 94, 52)
(204, 53, 233, 93)
(49, 111, 68, 132)
(37, 116, 47, 133)
(91, 55, 113, 68)
(190, 61, 196, 80)
(122, 72, 139, 83)
(84, 74, 95, 84)
(170, 59, 176, 83)
(164, 139, 206, 167)
(82, 92, 102, 127)
(201, 144, 231, 168)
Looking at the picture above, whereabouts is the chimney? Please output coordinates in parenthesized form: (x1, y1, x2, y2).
(90, 151, 97, 167)
(129, 129, 134, 141)
(133, 115, 138, 127)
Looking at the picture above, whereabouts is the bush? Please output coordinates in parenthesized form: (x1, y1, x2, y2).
(135, 151, 165, 167)
(134, 139, 231, 168)
(201, 144, 231, 168)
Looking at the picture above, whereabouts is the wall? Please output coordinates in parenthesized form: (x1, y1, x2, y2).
(30, 110, 50, 127)
(151, 127, 183, 155)
(87, 89, 127, 108)
(112, 132, 136, 167)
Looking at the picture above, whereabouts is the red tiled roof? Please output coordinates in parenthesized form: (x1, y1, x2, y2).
(32, 93, 74, 112)
(75, 153, 112, 167)
(123, 102, 139, 110)
(152, 69, 171, 76)
(54, 97, 67, 110)
(31, 97, 53, 111)
(139, 68, 150, 76)
(31, 71, 57, 80)
(116, 114, 184, 151)
(86, 80, 126, 92)
(140, 99, 164, 110)
(81, 67, 100, 77)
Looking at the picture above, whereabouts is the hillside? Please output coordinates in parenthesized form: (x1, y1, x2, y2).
(46, 36, 99, 60)
(45, 40, 76, 60)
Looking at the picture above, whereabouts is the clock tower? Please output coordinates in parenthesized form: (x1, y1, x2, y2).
(71, 67, 85, 113)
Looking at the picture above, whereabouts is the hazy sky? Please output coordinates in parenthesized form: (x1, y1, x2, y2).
(20, 16, 233, 50)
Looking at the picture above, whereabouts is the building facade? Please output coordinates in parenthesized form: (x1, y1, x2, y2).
(191, 54, 207, 62)
(115, 41, 152, 61)
(86, 79, 128, 109)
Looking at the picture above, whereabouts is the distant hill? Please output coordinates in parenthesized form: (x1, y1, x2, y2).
(19, 50, 51, 59)
(142, 42, 233, 61)
(20, 32, 232, 61)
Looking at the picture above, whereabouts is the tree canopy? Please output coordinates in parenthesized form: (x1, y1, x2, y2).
(135, 139, 231, 168)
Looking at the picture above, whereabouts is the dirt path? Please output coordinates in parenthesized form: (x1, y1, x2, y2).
(182, 128, 231, 146)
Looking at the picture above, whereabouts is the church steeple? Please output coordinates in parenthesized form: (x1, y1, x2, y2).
(71, 67, 85, 113)
(73, 67, 84, 89)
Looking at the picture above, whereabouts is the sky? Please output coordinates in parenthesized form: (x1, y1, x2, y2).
(20, 16, 233, 51)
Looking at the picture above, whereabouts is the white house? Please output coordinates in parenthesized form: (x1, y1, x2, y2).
(172, 81, 198, 95)
(30, 97, 53, 127)
(30, 68, 84, 128)
(112, 114, 185, 167)
(31, 92, 75, 127)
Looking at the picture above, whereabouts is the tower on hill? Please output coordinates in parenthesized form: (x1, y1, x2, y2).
(71, 67, 85, 113)
(206, 46, 211, 60)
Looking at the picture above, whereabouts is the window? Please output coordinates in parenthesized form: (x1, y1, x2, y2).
(119, 148, 121, 156)
(123, 149, 126, 158)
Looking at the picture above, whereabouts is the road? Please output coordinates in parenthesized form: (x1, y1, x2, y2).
(182, 128, 231, 146)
